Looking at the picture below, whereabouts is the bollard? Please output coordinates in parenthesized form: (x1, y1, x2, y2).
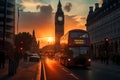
(8, 59, 15, 76)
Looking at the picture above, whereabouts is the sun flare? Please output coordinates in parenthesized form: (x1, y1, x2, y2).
(47, 37, 54, 43)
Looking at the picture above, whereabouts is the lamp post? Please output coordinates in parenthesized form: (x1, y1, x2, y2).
(17, 7, 23, 34)
(17, 7, 20, 34)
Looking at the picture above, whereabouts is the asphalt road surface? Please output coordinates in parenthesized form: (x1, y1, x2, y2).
(42, 57, 120, 80)
(43, 57, 81, 80)
(69, 61, 120, 80)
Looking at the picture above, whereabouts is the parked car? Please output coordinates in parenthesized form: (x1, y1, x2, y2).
(29, 53, 40, 62)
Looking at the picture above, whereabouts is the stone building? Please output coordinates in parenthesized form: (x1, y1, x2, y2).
(0, 0, 15, 52)
(86, 0, 120, 59)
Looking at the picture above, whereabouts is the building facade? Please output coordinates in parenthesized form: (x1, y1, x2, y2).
(0, 0, 15, 51)
(86, 0, 120, 59)
(55, 0, 64, 51)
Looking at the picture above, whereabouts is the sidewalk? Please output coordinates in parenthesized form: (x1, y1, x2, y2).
(0, 62, 9, 80)
(91, 60, 120, 73)
(0, 60, 40, 80)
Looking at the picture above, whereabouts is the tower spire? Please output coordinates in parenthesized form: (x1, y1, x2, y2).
(58, 0, 62, 8)
(32, 29, 35, 38)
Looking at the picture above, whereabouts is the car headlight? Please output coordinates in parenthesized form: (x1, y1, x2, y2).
(68, 58, 71, 61)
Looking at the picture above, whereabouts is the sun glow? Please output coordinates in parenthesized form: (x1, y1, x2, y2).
(37, 37, 55, 48)
(45, 57, 56, 72)
(47, 37, 54, 43)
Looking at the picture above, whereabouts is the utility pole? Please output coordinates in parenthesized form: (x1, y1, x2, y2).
(17, 7, 23, 34)
(17, 7, 19, 34)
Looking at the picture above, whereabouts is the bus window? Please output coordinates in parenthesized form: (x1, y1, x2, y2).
(79, 47, 89, 54)
(69, 47, 80, 58)
(69, 47, 89, 58)
(70, 32, 88, 38)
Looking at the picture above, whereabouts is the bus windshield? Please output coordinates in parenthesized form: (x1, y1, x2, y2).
(70, 32, 88, 38)
(69, 47, 89, 58)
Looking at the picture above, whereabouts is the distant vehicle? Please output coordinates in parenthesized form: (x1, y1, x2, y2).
(56, 29, 91, 67)
(29, 53, 40, 62)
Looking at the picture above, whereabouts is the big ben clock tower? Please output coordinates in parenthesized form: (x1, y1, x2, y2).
(55, 0, 64, 51)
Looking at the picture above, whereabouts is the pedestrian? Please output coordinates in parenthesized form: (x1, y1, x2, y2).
(0, 50, 5, 69)
(23, 52, 27, 62)
(14, 49, 20, 69)
(8, 49, 16, 76)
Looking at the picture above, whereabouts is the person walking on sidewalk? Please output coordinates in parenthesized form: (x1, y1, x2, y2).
(0, 49, 5, 69)
(14, 49, 21, 71)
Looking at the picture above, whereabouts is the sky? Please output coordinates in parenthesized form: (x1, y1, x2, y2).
(16, 0, 103, 48)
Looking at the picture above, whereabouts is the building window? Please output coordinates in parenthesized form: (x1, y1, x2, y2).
(113, 3, 116, 6)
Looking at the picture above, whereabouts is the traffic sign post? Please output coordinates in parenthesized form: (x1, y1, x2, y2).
(104, 38, 110, 64)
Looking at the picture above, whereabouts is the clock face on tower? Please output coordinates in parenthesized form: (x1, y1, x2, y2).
(58, 16, 63, 21)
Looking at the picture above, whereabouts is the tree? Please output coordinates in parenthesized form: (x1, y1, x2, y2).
(14, 32, 33, 52)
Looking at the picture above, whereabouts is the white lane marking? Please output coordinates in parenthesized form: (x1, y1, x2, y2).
(60, 65, 81, 80)
(36, 61, 41, 80)
(62, 68, 69, 73)
(43, 62, 47, 80)
(70, 73, 80, 80)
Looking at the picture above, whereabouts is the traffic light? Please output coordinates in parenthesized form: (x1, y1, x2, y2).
(19, 41, 23, 52)
(104, 38, 109, 47)
(20, 47, 23, 51)
(20, 41, 23, 44)
(105, 38, 109, 42)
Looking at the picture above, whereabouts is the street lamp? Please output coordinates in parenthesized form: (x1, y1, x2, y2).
(17, 7, 20, 34)
(17, 7, 23, 34)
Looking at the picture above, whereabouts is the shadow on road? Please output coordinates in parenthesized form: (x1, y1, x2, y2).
(67, 66, 91, 71)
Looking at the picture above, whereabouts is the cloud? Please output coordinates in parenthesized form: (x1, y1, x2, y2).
(39, 0, 51, 4)
(18, 13, 85, 37)
(98, 0, 103, 7)
(17, 2, 86, 38)
(64, 15, 81, 33)
(36, 5, 40, 10)
(16, 0, 98, 48)
(18, 5, 53, 37)
(16, 3, 25, 11)
(64, 2, 72, 12)
(72, 16, 86, 30)
(40, 5, 52, 16)
(80, 17, 86, 20)
(32, 0, 41, 3)
(21, 1, 40, 7)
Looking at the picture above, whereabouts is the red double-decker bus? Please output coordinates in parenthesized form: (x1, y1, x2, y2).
(56, 29, 91, 67)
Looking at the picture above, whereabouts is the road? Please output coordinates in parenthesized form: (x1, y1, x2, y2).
(69, 61, 120, 80)
(1, 58, 119, 80)
(42, 58, 120, 80)
(42, 57, 81, 80)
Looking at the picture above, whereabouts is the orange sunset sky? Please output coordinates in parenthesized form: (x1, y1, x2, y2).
(16, 0, 102, 48)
